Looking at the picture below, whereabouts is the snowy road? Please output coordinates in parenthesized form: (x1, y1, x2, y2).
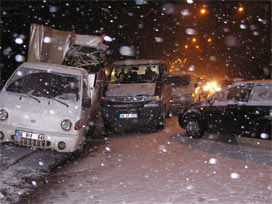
(19, 116, 272, 204)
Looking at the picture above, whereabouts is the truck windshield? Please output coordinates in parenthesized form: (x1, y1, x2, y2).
(109, 64, 160, 83)
(5, 68, 80, 102)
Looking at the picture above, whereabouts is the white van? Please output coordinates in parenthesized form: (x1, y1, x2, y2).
(166, 72, 198, 113)
(0, 62, 96, 152)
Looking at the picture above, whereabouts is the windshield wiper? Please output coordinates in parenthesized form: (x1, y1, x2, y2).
(18, 90, 41, 103)
(49, 97, 69, 107)
(26, 92, 41, 103)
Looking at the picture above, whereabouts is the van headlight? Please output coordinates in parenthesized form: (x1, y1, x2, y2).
(61, 119, 72, 131)
(144, 96, 161, 107)
(0, 109, 8, 121)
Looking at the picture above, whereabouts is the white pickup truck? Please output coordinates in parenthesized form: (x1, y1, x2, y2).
(0, 62, 97, 152)
(0, 24, 108, 152)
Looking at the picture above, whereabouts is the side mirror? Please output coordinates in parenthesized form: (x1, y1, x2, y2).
(82, 97, 91, 108)
(88, 74, 97, 89)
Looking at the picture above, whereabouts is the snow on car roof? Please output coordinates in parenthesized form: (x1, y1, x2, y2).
(19, 62, 89, 76)
(112, 59, 167, 66)
(233, 80, 272, 86)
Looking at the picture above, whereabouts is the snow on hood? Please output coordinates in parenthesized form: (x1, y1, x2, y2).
(0, 92, 81, 132)
(106, 83, 156, 97)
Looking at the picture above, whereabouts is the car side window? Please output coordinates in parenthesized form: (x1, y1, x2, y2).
(213, 89, 228, 101)
(251, 84, 272, 102)
(227, 84, 252, 102)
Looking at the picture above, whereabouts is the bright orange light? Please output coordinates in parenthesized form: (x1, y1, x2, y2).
(238, 6, 244, 13)
(207, 38, 212, 43)
(184, 44, 189, 49)
(196, 45, 200, 49)
(200, 8, 206, 15)
(192, 38, 197, 43)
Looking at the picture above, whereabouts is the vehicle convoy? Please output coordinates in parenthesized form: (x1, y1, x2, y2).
(178, 80, 272, 139)
(0, 24, 108, 152)
(166, 72, 198, 113)
(0, 62, 96, 152)
(100, 59, 172, 132)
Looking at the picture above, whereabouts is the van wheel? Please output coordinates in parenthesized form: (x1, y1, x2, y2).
(157, 108, 166, 130)
(104, 121, 111, 130)
(185, 119, 204, 138)
(103, 121, 113, 135)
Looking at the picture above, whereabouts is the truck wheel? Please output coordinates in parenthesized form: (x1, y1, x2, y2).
(185, 119, 204, 138)
(72, 140, 85, 157)
(86, 125, 96, 138)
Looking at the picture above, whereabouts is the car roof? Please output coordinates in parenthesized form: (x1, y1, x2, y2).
(19, 62, 89, 76)
(234, 80, 272, 86)
(112, 59, 167, 66)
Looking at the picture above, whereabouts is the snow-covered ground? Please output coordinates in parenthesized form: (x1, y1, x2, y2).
(24, 116, 271, 204)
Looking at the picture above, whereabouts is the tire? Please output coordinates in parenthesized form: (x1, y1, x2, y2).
(185, 119, 204, 138)
(157, 108, 166, 130)
(104, 121, 111, 130)
(72, 139, 85, 157)
(103, 121, 113, 135)
(86, 124, 96, 138)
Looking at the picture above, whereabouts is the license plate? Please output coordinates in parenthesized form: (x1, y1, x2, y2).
(15, 130, 45, 141)
(119, 113, 138, 118)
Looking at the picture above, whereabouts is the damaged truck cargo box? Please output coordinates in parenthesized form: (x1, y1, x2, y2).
(27, 24, 108, 72)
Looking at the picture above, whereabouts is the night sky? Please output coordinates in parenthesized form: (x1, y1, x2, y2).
(1, 0, 271, 84)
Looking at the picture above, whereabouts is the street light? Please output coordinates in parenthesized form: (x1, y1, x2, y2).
(200, 8, 207, 15)
(238, 6, 244, 13)
(192, 38, 197, 43)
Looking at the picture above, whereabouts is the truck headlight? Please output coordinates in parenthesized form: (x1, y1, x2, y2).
(61, 119, 72, 131)
(0, 109, 8, 121)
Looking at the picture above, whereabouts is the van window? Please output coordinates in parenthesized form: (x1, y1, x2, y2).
(109, 64, 160, 83)
(166, 75, 191, 87)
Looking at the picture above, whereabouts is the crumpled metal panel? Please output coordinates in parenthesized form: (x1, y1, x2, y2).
(27, 24, 108, 66)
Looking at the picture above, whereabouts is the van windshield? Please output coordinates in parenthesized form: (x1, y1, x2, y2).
(109, 64, 160, 83)
(166, 75, 191, 87)
(6, 68, 80, 102)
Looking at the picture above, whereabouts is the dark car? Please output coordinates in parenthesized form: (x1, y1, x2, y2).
(178, 80, 272, 139)
(100, 59, 172, 132)
(193, 78, 243, 102)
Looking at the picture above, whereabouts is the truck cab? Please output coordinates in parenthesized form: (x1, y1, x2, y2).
(0, 62, 95, 152)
